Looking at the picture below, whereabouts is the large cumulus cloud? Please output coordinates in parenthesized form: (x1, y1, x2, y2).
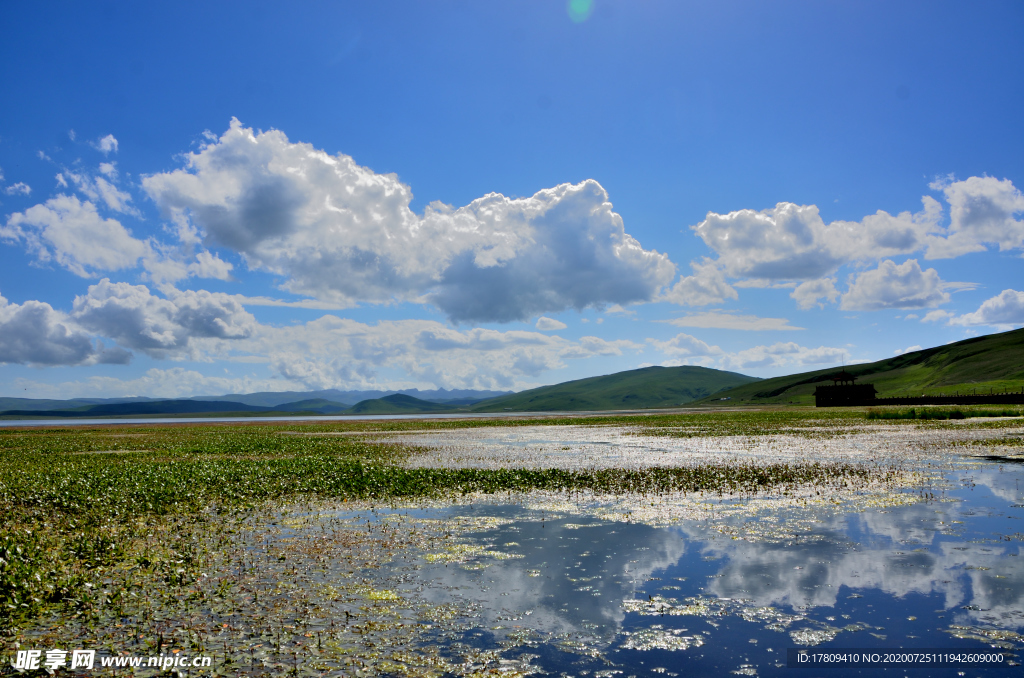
(2, 188, 234, 285)
(929, 175, 1024, 257)
(0, 294, 129, 366)
(2, 194, 150, 277)
(840, 259, 952, 311)
(142, 119, 675, 322)
(951, 289, 1024, 327)
(71, 279, 257, 359)
(660, 257, 738, 307)
(693, 199, 943, 282)
(691, 175, 1024, 285)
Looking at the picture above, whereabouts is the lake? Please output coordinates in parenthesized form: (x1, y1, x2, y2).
(11, 416, 1024, 676)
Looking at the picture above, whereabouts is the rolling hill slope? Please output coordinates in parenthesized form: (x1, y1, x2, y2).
(471, 365, 760, 412)
(699, 327, 1024, 406)
(345, 394, 458, 414)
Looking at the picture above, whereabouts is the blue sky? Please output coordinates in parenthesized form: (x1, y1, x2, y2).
(1, 1, 1022, 399)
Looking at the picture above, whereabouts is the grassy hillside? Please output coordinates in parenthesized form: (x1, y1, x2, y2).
(471, 365, 760, 412)
(345, 394, 457, 414)
(699, 327, 1024, 406)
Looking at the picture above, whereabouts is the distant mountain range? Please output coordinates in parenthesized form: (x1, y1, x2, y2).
(2, 327, 1021, 419)
(0, 388, 510, 417)
(189, 388, 511, 408)
(0, 367, 757, 419)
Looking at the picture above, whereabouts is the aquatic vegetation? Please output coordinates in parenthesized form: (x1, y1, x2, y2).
(423, 544, 523, 564)
(5, 500, 557, 676)
(619, 627, 704, 651)
(789, 626, 840, 646)
(618, 592, 873, 650)
(944, 625, 1024, 650)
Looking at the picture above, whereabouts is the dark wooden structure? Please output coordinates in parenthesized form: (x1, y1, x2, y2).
(814, 371, 877, 407)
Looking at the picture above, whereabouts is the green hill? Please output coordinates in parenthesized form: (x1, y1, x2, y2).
(700, 327, 1024, 406)
(345, 394, 458, 414)
(471, 365, 760, 412)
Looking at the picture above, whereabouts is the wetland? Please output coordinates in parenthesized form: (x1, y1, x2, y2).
(2, 407, 1024, 676)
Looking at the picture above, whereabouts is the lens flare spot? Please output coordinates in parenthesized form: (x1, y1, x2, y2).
(567, 0, 594, 23)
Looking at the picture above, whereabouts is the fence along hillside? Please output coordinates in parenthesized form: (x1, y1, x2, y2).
(814, 369, 1024, 407)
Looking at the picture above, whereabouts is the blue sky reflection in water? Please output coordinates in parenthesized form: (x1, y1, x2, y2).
(383, 460, 1024, 676)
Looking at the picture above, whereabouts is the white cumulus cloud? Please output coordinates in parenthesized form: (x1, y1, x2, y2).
(790, 278, 839, 310)
(646, 333, 847, 373)
(0, 294, 129, 366)
(71, 279, 257, 358)
(94, 134, 119, 155)
(647, 332, 723, 358)
(64, 169, 135, 214)
(927, 176, 1024, 257)
(142, 119, 675, 322)
(719, 342, 848, 371)
(694, 203, 845, 280)
(840, 259, 951, 311)
(661, 257, 738, 306)
(922, 309, 954, 323)
(187, 250, 234, 281)
(690, 176, 1024, 289)
(952, 289, 1024, 327)
(535, 317, 567, 331)
(2, 195, 150, 277)
(4, 182, 31, 196)
(692, 199, 942, 281)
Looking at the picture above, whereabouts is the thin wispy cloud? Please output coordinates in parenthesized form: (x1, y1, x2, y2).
(661, 312, 804, 331)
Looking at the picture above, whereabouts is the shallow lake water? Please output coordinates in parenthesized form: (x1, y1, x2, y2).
(349, 455, 1024, 676)
(383, 421, 1006, 469)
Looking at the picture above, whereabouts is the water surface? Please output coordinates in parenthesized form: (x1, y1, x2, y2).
(371, 458, 1024, 676)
